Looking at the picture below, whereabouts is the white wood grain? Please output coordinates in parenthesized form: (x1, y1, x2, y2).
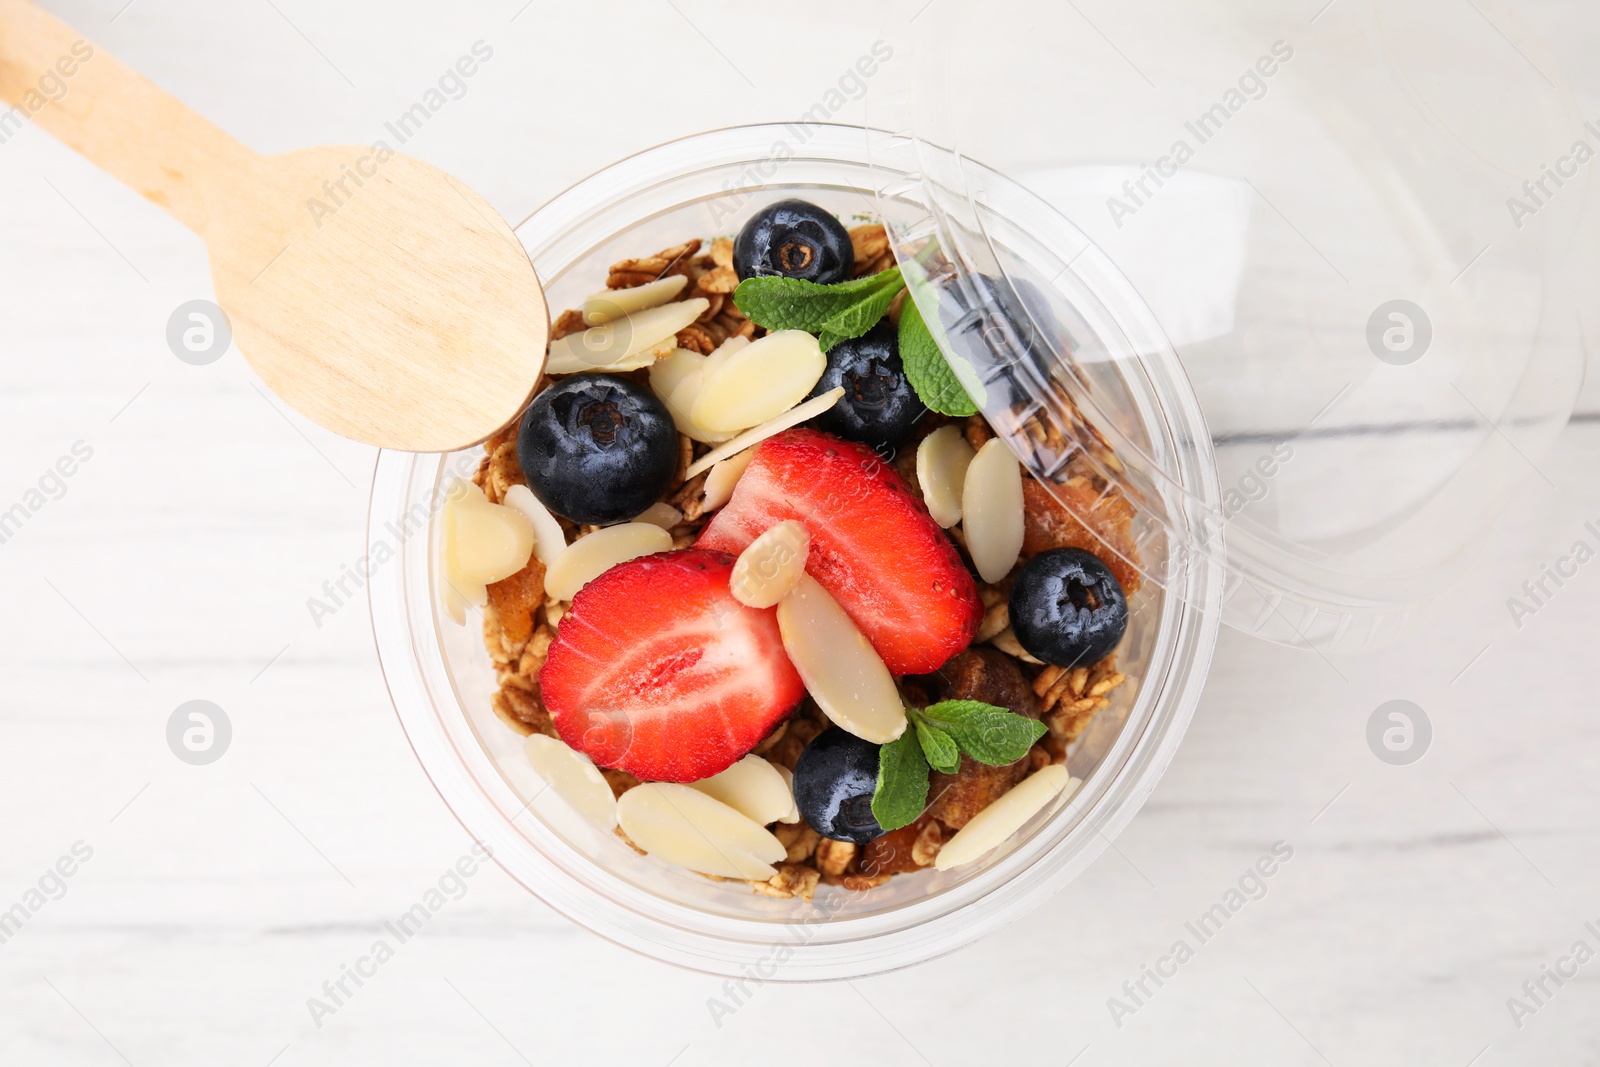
(2, 2, 1598, 1065)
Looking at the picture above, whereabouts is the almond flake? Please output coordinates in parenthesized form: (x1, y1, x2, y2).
(648, 347, 734, 444)
(772, 765, 801, 823)
(776, 575, 906, 744)
(633, 501, 684, 530)
(501, 484, 568, 566)
(701, 448, 755, 513)
(442, 478, 535, 617)
(684, 387, 844, 480)
(547, 298, 709, 374)
(963, 438, 1026, 584)
(687, 755, 795, 826)
(934, 765, 1079, 871)
(581, 274, 688, 325)
(691, 330, 826, 433)
(544, 522, 672, 602)
(916, 424, 976, 528)
(524, 734, 618, 831)
(730, 520, 810, 608)
(617, 783, 784, 880)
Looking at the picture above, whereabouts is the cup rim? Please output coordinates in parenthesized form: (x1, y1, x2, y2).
(368, 122, 1224, 980)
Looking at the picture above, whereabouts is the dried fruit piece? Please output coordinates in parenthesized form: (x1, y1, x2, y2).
(524, 734, 617, 831)
(501, 484, 568, 566)
(442, 479, 535, 621)
(916, 424, 976, 528)
(547, 298, 710, 374)
(544, 522, 672, 601)
(616, 783, 784, 880)
(581, 274, 689, 325)
(687, 755, 795, 826)
(730, 520, 810, 608)
(691, 330, 826, 433)
(963, 438, 1026, 583)
(934, 765, 1078, 871)
(700, 447, 755, 514)
(776, 575, 906, 744)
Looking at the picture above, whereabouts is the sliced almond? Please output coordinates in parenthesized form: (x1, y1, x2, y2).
(648, 347, 735, 444)
(701, 447, 756, 513)
(524, 734, 618, 831)
(581, 274, 688, 326)
(730, 520, 810, 609)
(776, 575, 906, 744)
(443, 479, 535, 596)
(934, 765, 1078, 871)
(702, 334, 750, 380)
(547, 298, 710, 374)
(772, 765, 801, 823)
(916, 424, 976, 528)
(691, 330, 826, 433)
(684, 387, 844, 480)
(617, 783, 784, 880)
(633, 501, 683, 530)
(687, 755, 795, 826)
(544, 522, 672, 602)
(963, 437, 1026, 584)
(501, 484, 568, 566)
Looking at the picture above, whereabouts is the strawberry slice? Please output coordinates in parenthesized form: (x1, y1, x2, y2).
(540, 549, 804, 783)
(697, 428, 982, 675)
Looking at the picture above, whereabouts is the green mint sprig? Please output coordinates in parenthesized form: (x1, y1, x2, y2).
(732, 263, 983, 417)
(870, 700, 1048, 831)
(732, 268, 903, 350)
(898, 293, 978, 418)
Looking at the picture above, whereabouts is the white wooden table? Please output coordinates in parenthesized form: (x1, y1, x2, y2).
(3, 2, 1599, 1064)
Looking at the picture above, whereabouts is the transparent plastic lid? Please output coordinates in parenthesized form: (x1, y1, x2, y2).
(867, 0, 1592, 649)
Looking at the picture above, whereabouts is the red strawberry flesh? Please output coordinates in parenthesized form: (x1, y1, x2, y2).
(539, 549, 804, 783)
(696, 428, 982, 675)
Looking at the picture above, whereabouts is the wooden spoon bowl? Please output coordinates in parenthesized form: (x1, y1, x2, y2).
(0, 1, 548, 452)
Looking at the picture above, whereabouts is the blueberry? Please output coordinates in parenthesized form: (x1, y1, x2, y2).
(1009, 548, 1129, 667)
(733, 199, 853, 285)
(516, 373, 678, 525)
(806, 320, 922, 452)
(792, 728, 886, 843)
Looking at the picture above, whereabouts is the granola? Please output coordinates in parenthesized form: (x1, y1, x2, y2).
(462, 208, 1135, 898)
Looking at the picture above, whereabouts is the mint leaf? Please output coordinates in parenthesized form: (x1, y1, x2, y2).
(819, 273, 903, 339)
(899, 294, 978, 417)
(871, 728, 929, 832)
(917, 700, 1047, 766)
(911, 715, 961, 775)
(817, 330, 847, 353)
(733, 268, 903, 339)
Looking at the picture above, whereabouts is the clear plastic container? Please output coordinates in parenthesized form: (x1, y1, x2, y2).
(867, 0, 1590, 648)
(369, 124, 1222, 979)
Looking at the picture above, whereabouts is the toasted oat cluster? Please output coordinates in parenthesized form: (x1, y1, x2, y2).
(464, 218, 1136, 900)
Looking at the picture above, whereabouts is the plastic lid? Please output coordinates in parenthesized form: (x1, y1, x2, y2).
(866, 0, 1592, 649)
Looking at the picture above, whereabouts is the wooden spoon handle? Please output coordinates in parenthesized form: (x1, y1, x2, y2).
(0, 0, 257, 235)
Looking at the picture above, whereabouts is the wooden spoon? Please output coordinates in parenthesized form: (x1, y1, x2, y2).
(0, 1, 548, 452)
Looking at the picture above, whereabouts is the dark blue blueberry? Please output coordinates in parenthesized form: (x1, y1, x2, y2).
(516, 373, 678, 526)
(733, 199, 853, 285)
(1009, 548, 1128, 667)
(806, 320, 922, 452)
(792, 728, 886, 843)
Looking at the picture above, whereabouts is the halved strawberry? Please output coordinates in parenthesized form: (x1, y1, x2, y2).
(696, 428, 982, 675)
(539, 549, 804, 783)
